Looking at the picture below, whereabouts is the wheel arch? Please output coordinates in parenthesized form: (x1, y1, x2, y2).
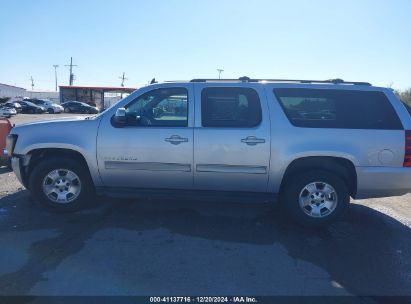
(22, 148, 93, 189)
(279, 156, 357, 197)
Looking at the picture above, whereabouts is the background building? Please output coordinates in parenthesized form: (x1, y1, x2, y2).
(0, 83, 26, 101)
(59, 85, 136, 110)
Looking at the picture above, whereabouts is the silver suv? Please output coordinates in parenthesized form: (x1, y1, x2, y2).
(7, 78, 411, 225)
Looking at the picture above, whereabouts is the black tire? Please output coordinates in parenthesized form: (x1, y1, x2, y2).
(64, 108, 70, 113)
(47, 108, 54, 114)
(281, 170, 349, 226)
(29, 157, 94, 212)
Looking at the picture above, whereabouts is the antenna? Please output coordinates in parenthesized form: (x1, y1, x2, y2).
(119, 72, 128, 87)
(30, 76, 34, 90)
(64, 57, 78, 85)
(217, 68, 224, 79)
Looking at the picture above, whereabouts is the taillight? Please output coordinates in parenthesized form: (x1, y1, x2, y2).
(404, 131, 411, 167)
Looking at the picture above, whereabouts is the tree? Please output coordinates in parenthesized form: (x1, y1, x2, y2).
(395, 88, 411, 106)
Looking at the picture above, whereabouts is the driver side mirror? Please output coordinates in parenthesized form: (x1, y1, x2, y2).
(112, 107, 127, 127)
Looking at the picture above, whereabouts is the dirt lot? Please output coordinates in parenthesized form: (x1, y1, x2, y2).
(0, 114, 410, 300)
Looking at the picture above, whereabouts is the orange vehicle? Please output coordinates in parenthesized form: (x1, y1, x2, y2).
(0, 118, 12, 167)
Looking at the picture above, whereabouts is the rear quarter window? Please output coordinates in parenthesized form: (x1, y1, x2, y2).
(273, 88, 403, 130)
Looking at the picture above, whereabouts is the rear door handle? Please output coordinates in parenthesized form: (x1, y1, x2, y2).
(241, 136, 266, 146)
(165, 135, 189, 145)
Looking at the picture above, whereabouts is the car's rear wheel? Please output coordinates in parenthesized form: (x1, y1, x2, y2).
(47, 108, 54, 114)
(29, 157, 94, 212)
(282, 170, 349, 226)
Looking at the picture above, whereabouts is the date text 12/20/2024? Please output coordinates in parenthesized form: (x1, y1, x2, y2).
(150, 297, 258, 303)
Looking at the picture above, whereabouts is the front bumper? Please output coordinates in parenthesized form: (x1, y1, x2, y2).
(11, 156, 25, 187)
(355, 166, 411, 199)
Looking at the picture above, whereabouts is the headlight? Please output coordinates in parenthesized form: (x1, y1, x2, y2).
(6, 134, 18, 156)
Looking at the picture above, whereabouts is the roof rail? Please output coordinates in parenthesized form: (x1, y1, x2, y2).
(190, 77, 371, 86)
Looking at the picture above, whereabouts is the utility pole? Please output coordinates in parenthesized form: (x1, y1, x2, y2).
(65, 57, 78, 85)
(217, 68, 224, 79)
(119, 72, 128, 87)
(53, 65, 59, 91)
(30, 76, 34, 90)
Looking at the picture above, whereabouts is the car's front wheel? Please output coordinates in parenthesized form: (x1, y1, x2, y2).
(29, 157, 94, 212)
(47, 108, 54, 114)
(282, 170, 349, 226)
(64, 108, 70, 113)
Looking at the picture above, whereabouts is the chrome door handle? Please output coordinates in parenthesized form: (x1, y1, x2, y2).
(241, 136, 265, 146)
(165, 135, 189, 145)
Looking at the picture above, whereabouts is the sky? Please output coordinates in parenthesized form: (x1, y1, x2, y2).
(0, 0, 410, 91)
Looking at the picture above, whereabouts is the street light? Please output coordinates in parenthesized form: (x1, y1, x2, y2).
(53, 65, 59, 91)
(217, 69, 224, 79)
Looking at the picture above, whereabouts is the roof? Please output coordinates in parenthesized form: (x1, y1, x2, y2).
(59, 85, 136, 92)
(0, 83, 26, 90)
(188, 77, 372, 86)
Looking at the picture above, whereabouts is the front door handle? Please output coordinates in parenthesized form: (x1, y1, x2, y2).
(165, 135, 189, 145)
(241, 136, 265, 146)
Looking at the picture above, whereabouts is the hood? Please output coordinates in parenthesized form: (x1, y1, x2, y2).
(10, 115, 102, 156)
(12, 116, 92, 130)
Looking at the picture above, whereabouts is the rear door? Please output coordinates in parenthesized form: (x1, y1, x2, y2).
(193, 84, 271, 192)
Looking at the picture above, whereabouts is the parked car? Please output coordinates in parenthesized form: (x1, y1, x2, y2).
(31, 99, 64, 114)
(19, 100, 46, 114)
(4, 102, 23, 113)
(61, 101, 98, 114)
(0, 107, 17, 118)
(0, 118, 12, 167)
(7, 78, 411, 225)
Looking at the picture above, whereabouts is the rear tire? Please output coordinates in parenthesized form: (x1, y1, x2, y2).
(281, 170, 349, 226)
(47, 108, 54, 114)
(29, 157, 94, 212)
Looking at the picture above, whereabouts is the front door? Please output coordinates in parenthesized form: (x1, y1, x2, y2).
(97, 85, 194, 189)
(193, 84, 271, 192)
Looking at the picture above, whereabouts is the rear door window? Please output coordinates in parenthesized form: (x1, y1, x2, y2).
(273, 88, 403, 130)
(201, 87, 262, 127)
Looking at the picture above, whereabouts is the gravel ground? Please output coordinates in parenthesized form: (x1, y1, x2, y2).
(0, 114, 410, 301)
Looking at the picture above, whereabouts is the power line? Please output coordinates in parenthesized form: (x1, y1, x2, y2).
(64, 57, 78, 85)
(119, 72, 128, 87)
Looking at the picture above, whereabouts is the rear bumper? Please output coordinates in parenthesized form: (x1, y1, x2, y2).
(355, 166, 411, 199)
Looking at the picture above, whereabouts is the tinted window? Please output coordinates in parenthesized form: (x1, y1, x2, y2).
(201, 87, 261, 127)
(125, 88, 188, 127)
(274, 88, 403, 130)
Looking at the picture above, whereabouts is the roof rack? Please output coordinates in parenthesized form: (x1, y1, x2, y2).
(190, 77, 371, 86)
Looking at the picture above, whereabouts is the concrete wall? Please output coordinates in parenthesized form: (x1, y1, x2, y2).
(26, 91, 60, 103)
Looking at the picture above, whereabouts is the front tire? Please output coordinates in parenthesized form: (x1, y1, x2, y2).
(281, 170, 349, 226)
(47, 108, 54, 114)
(64, 108, 70, 113)
(29, 157, 94, 212)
